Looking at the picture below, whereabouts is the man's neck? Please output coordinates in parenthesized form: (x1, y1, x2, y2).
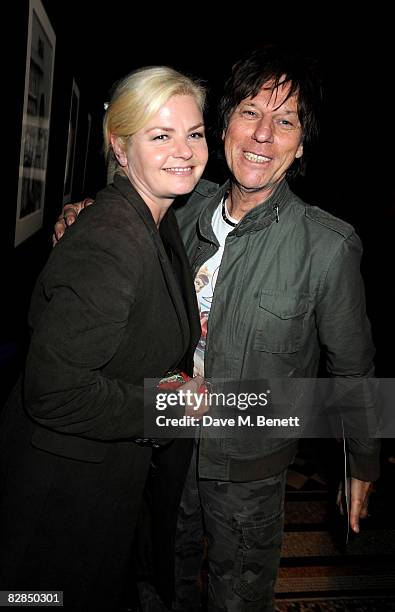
(227, 181, 280, 221)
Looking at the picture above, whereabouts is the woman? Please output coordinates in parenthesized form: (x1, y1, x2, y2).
(0, 66, 208, 610)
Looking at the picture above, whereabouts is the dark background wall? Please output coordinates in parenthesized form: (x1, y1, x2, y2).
(2, 3, 393, 402)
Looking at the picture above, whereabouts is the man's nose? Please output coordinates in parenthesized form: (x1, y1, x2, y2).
(252, 118, 274, 143)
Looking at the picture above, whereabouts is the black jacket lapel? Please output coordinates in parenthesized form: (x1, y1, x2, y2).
(160, 208, 201, 375)
(113, 174, 193, 362)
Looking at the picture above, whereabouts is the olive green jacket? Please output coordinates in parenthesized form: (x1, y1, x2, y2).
(176, 179, 379, 482)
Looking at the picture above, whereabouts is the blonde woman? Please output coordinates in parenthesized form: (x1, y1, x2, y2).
(0, 66, 208, 611)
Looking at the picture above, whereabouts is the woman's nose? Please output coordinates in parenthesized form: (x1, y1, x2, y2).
(172, 139, 193, 158)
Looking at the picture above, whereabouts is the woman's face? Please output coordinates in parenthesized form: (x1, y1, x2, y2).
(119, 95, 208, 209)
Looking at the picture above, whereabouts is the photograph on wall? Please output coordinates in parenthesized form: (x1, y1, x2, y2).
(63, 78, 80, 203)
(15, 0, 56, 247)
(82, 112, 92, 193)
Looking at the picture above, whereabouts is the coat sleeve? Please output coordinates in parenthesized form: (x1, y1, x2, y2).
(315, 231, 380, 481)
(24, 226, 153, 441)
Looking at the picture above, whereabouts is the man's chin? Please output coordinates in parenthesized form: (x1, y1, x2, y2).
(234, 179, 277, 194)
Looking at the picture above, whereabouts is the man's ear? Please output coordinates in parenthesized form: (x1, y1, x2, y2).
(110, 135, 128, 167)
(295, 142, 304, 159)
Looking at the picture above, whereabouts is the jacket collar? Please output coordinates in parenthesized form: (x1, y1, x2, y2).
(197, 182, 229, 243)
(199, 179, 292, 239)
(113, 173, 158, 234)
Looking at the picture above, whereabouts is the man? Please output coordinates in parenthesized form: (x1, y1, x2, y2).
(55, 45, 378, 612)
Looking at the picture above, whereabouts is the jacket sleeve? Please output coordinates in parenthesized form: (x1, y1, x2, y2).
(24, 227, 152, 441)
(315, 231, 380, 481)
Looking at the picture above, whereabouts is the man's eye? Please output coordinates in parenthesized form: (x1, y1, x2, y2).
(277, 119, 298, 129)
(241, 110, 257, 118)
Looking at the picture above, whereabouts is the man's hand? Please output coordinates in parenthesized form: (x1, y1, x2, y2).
(350, 477, 372, 533)
(337, 477, 372, 534)
(179, 376, 210, 418)
(52, 198, 94, 246)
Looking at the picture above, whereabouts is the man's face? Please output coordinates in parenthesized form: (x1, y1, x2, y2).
(223, 80, 303, 196)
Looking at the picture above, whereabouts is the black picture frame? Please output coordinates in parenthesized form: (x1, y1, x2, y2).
(15, 0, 56, 247)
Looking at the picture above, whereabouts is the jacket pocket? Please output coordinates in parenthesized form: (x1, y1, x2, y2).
(254, 290, 309, 353)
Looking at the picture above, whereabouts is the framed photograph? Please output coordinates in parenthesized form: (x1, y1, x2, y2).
(82, 112, 92, 193)
(63, 78, 80, 203)
(15, 0, 56, 247)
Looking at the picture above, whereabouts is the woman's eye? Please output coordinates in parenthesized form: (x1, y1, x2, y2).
(189, 131, 205, 140)
(153, 134, 169, 141)
(241, 110, 257, 118)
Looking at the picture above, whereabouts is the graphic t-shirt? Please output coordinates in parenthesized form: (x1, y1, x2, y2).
(193, 198, 238, 376)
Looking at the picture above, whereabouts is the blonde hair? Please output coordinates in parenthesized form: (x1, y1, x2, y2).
(103, 66, 206, 163)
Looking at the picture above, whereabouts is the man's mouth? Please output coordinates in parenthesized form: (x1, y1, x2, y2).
(243, 152, 271, 163)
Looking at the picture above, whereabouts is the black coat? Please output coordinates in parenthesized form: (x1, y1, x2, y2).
(0, 174, 200, 610)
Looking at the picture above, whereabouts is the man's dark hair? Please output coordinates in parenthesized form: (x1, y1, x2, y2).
(219, 44, 323, 178)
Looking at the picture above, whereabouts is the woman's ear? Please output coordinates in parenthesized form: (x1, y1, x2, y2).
(110, 134, 127, 167)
